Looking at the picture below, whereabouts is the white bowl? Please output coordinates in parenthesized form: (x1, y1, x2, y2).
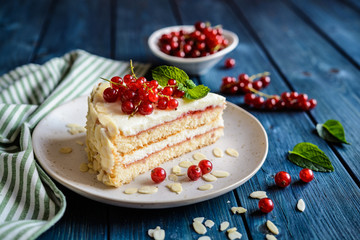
(148, 25, 239, 75)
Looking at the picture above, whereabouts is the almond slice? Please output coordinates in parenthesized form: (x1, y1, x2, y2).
(266, 234, 277, 240)
(75, 140, 84, 146)
(172, 165, 182, 175)
(193, 221, 207, 234)
(168, 174, 178, 182)
(220, 221, 229, 231)
(138, 186, 158, 194)
(204, 220, 214, 228)
(266, 220, 279, 235)
(202, 173, 217, 182)
(228, 231, 242, 240)
(213, 147, 224, 158)
(231, 207, 247, 214)
(59, 147, 72, 154)
(124, 188, 138, 195)
(225, 148, 239, 157)
(211, 170, 230, 178)
(79, 163, 89, 172)
(227, 227, 237, 233)
(166, 183, 183, 194)
(198, 184, 213, 191)
(193, 152, 207, 161)
(198, 236, 211, 240)
(148, 226, 165, 240)
(193, 217, 205, 223)
(249, 191, 268, 199)
(297, 198, 306, 212)
(179, 160, 192, 168)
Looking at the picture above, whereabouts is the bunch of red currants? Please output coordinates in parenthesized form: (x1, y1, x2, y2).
(103, 75, 185, 116)
(158, 21, 229, 58)
(221, 72, 317, 111)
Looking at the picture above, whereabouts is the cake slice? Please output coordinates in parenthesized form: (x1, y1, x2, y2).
(86, 82, 226, 187)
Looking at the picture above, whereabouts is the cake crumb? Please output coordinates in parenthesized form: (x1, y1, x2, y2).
(66, 123, 86, 135)
(79, 163, 89, 172)
(59, 147, 72, 154)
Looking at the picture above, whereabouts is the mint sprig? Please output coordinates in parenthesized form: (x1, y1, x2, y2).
(152, 65, 210, 100)
(316, 119, 349, 144)
(288, 142, 334, 172)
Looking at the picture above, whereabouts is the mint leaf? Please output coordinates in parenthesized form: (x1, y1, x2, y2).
(288, 142, 334, 172)
(316, 120, 349, 144)
(152, 65, 189, 87)
(184, 79, 196, 89)
(184, 85, 211, 99)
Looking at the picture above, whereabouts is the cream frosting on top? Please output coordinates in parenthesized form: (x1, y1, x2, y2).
(91, 82, 226, 136)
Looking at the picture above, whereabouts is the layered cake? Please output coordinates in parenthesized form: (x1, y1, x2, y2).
(86, 79, 226, 187)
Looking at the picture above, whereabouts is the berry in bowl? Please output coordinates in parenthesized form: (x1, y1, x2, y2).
(148, 22, 239, 75)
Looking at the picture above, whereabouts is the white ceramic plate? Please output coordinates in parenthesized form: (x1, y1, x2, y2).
(33, 96, 268, 209)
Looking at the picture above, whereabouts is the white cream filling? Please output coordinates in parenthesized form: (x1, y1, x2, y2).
(120, 117, 224, 165)
(92, 83, 226, 136)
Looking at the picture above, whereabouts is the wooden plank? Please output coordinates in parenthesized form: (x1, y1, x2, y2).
(33, 0, 112, 64)
(289, 0, 360, 67)
(114, 0, 178, 63)
(176, 0, 360, 239)
(108, 192, 249, 240)
(33, 0, 112, 239)
(233, 0, 360, 181)
(0, 0, 51, 75)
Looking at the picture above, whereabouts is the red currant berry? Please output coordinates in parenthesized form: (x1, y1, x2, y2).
(138, 101, 154, 115)
(123, 74, 134, 84)
(151, 167, 166, 183)
(157, 98, 168, 109)
(290, 91, 299, 100)
(244, 93, 256, 105)
(308, 99, 317, 109)
(238, 81, 253, 93)
(264, 98, 278, 110)
(225, 58, 236, 68)
(198, 160, 213, 174)
(281, 92, 291, 102)
(160, 44, 171, 54)
(122, 89, 136, 102)
(168, 79, 177, 86)
(103, 87, 118, 102)
(252, 80, 263, 91)
(238, 73, 249, 83)
(298, 93, 308, 102)
(259, 198, 274, 213)
(260, 76, 271, 87)
(222, 76, 236, 85)
(162, 86, 174, 96)
(195, 21, 206, 31)
(274, 171, 291, 187)
(299, 101, 311, 111)
(121, 100, 135, 114)
(187, 165, 202, 181)
(148, 92, 159, 103)
(299, 168, 314, 183)
(150, 80, 159, 88)
(110, 76, 122, 89)
(253, 96, 265, 109)
(167, 98, 179, 109)
(229, 85, 239, 94)
(173, 88, 185, 98)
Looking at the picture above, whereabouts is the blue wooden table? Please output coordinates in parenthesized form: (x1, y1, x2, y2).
(1, 0, 360, 239)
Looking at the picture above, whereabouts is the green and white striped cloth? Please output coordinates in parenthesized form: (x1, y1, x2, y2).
(0, 50, 151, 240)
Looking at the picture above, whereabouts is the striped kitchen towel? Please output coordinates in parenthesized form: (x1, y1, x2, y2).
(0, 49, 151, 240)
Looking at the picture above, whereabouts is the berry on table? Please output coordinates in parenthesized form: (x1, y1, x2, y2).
(299, 168, 314, 183)
(151, 167, 166, 183)
(225, 58, 236, 68)
(274, 171, 291, 187)
(187, 165, 202, 181)
(259, 198, 274, 213)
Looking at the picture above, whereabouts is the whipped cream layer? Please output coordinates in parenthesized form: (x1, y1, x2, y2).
(91, 82, 226, 136)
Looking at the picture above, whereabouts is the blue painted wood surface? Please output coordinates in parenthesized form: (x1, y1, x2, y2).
(1, 0, 359, 239)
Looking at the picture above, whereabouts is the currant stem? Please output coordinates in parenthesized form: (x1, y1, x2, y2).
(249, 71, 270, 81)
(249, 87, 278, 99)
(129, 100, 141, 118)
(130, 59, 137, 79)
